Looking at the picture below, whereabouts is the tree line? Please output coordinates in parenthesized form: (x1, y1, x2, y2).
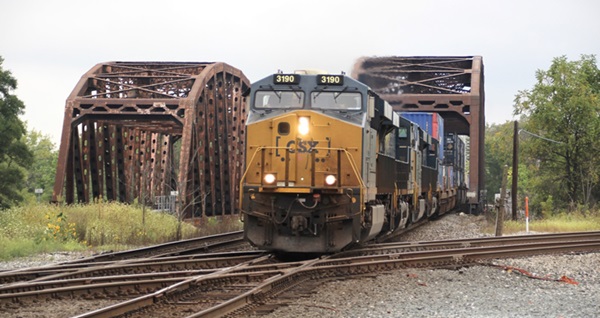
(0, 56, 57, 209)
(487, 54, 600, 216)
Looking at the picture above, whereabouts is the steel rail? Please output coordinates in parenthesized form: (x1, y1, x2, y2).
(0, 256, 296, 298)
(341, 231, 600, 257)
(67, 239, 600, 317)
(319, 239, 600, 267)
(0, 250, 263, 285)
(26, 252, 264, 282)
(61, 231, 244, 264)
(0, 232, 250, 286)
(6, 234, 598, 307)
(0, 255, 277, 309)
(183, 240, 600, 318)
(373, 230, 600, 247)
(0, 270, 215, 295)
(71, 255, 276, 318)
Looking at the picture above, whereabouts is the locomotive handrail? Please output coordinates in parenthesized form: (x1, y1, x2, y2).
(239, 146, 367, 214)
(313, 146, 366, 212)
(238, 146, 265, 212)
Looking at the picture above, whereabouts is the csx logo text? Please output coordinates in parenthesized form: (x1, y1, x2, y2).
(285, 140, 319, 153)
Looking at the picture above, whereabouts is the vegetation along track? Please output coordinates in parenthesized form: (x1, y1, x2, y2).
(2, 232, 599, 317)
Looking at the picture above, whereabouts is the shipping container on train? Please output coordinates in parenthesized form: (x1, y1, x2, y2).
(400, 112, 444, 160)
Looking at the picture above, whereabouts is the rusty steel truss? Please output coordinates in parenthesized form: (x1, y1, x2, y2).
(52, 62, 250, 217)
(352, 56, 485, 212)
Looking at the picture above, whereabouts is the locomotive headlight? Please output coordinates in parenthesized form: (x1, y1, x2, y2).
(325, 174, 337, 186)
(298, 116, 310, 135)
(264, 173, 276, 184)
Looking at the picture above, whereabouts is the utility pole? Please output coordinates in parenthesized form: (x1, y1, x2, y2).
(495, 165, 508, 237)
(512, 121, 519, 220)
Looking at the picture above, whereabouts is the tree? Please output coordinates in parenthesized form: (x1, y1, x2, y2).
(0, 56, 33, 209)
(514, 55, 600, 209)
(485, 121, 536, 216)
(485, 122, 514, 202)
(23, 130, 58, 203)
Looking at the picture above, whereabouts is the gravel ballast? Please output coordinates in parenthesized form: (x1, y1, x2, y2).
(245, 213, 600, 318)
(0, 251, 94, 271)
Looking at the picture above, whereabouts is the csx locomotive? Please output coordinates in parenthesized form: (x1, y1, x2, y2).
(240, 71, 465, 253)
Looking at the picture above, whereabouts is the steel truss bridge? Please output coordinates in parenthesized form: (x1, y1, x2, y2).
(52, 62, 249, 217)
(352, 56, 485, 212)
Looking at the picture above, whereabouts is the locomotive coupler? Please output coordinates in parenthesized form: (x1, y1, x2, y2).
(291, 215, 308, 235)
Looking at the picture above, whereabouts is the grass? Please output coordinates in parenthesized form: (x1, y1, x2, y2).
(6, 202, 598, 261)
(0, 201, 242, 261)
(484, 211, 600, 234)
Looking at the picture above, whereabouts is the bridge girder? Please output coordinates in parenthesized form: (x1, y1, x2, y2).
(52, 61, 250, 217)
(352, 56, 485, 211)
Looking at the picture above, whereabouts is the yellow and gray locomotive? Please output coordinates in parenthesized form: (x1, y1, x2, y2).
(240, 71, 460, 253)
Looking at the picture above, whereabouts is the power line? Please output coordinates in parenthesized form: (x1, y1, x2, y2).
(518, 129, 564, 144)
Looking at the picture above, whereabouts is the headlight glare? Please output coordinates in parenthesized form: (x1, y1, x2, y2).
(298, 117, 310, 135)
(264, 173, 276, 184)
(325, 174, 337, 186)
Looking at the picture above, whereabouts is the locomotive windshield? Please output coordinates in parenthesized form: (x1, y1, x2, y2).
(311, 92, 362, 110)
(254, 90, 304, 109)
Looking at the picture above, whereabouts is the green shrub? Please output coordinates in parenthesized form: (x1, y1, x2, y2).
(0, 201, 238, 260)
(540, 195, 555, 218)
(62, 202, 201, 247)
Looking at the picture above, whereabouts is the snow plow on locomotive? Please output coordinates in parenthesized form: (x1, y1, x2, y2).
(239, 71, 466, 253)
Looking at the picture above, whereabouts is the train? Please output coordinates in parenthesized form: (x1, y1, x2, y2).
(239, 71, 467, 253)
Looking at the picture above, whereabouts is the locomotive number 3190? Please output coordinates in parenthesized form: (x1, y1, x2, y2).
(317, 75, 344, 85)
(273, 74, 299, 84)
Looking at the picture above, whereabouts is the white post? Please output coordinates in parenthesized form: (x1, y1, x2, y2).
(525, 196, 529, 233)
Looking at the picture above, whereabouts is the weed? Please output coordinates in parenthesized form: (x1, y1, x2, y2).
(0, 201, 242, 261)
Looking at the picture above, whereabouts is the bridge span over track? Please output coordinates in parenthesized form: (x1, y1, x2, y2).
(52, 62, 249, 217)
(353, 56, 485, 212)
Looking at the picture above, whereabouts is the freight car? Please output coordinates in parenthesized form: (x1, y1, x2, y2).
(239, 71, 466, 253)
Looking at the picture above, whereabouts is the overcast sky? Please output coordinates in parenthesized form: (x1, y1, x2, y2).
(1, 0, 599, 147)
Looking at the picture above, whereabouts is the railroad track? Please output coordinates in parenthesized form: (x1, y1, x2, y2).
(64, 230, 248, 263)
(2, 232, 599, 317)
(346, 230, 600, 257)
(0, 231, 248, 285)
(0, 251, 268, 295)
